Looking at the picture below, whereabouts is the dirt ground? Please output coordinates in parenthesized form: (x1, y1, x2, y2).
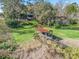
(12, 33, 79, 59)
(59, 38, 79, 48)
(12, 39, 64, 59)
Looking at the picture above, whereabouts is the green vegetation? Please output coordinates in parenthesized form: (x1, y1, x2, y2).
(0, 19, 16, 59)
(11, 23, 79, 44)
(53, 29, 79, 39)
(52, 43, 79, 59)
(0, 0, 79, 59)
(0, 19, 16, 50)
(12, 25, 35, 43)
(48, 24, 79, 39)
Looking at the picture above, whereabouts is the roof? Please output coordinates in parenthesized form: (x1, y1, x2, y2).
(37, 28, 49, 32)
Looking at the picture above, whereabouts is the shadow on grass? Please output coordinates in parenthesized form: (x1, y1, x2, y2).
(58, 27, 79, 30)
(12, 30, 35, 35)
(11, 25, 35, 35)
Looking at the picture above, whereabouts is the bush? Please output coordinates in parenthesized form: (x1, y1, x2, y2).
(52, 41, 79, 59)
(0, 19, 17, 59)
(22, 20, 38, 27)
(54, 22, 61, 28)
(0, 56, 12, 59)
(6, 19, 22, 28)
(69, 18, 78, 24)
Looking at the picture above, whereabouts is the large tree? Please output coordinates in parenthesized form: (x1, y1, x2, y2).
(64, 3, 79, 18)
(55, 0, 70, 16)
(32, 0, 56, 26)
(0, 0, 27, 27)
(0, 0, 26, 19)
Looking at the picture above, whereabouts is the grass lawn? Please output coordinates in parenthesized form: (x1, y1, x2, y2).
(12, 25, 36, 44)
(53, 28, 79, 39)
(49, 24, 79, 39)
(12, 24, 79, 44)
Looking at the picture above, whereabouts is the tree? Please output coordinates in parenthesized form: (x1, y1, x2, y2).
(55, 0, 69, 16)
(1, 0, 22, 19)
(0, 0, 27, 27)
(32, 0, 56, 26)
(64, 3, 79, 18)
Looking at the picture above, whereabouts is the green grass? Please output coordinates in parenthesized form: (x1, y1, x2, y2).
(49, 25, 79, 39)
(11, 20, 38, 44)
(12, 23, 79, 44)
(53, 28, 79, 39)
(12, 25, 35, 44)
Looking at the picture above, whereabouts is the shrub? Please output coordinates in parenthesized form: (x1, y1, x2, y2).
(69, 18, 78, 24)
(5, 18, 22, 28)
(54, 22, 61, 28)
(22, 20, 38, 27)
(52, 42, 79, 59)
(0, 56, 12, 59)
(0, 19, 17, 58)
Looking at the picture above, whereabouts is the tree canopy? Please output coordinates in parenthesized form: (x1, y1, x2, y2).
(65, 3, 79, 17)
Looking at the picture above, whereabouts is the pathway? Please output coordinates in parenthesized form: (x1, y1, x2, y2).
(59, 38, 79, 48)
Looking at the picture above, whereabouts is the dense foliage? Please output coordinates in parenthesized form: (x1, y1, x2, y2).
(0, 0, 79, 59)
(0, 19, 16, 58)
(0, 0, 79, 27)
